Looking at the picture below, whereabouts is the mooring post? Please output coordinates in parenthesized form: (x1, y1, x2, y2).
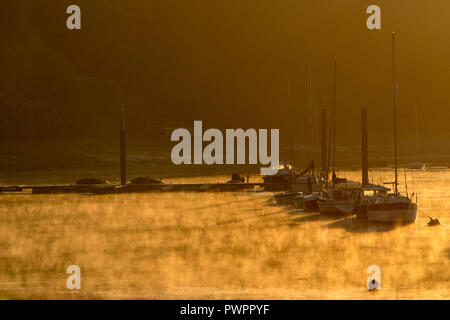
(120, 103, 127, 185)
(361, 108, 369, 187)
(321, 108, 327, 179)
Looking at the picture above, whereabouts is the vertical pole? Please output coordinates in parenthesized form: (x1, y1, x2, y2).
(321, 108, 327, 179)
(404, 168, 408, 198)
(120, 103, 127, 185)
(414, 103, 419, 160)
(308, 57, 314, 149)
(332, 61, 337, 178)
(361, 108, 369, 187)
(287, 76, 295, 175)
(392, 32, 398, 196)
(326, 61, 337, 186)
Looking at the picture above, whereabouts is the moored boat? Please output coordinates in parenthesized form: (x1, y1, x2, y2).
(317, 62, 356, 216)
(364, 33, 418, 224)
(318, 181, 360, 215)
(274, 191, 302, 205)
(367, 195, 417, 223)
(264, 161, 323, 192)
(294, 192, 320, 211)
(318, 198, 354, 215)
(263, 162, 295, 190)
(407, 162, 425, 170)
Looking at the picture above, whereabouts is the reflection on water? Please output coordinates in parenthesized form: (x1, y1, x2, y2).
(0, 170, 448, 299)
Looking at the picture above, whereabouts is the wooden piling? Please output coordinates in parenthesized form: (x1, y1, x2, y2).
(120, 103, 127, 185)
(361, 108, 369, 186)
(321, 108, 327, 179)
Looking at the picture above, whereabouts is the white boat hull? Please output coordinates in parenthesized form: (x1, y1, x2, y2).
(408, 162, 425, 170)
(318, 200, 354, 215)
(368, 203, 418, 223)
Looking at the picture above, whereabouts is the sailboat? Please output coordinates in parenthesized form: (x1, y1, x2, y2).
(318, 62, 359, 215)
(367, 33, 418, 223)
(289, 58, 325, 200)
(274, 62, 326, 209)
(265, 77, 298, 191)
(268, 72, 323, 194)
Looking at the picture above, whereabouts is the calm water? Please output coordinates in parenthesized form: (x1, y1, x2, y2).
(0, 169, 448, 299)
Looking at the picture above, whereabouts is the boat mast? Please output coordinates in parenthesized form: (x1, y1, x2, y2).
(308, 57, 318, 157)
(414, 103, 419, 161)
(332, 61, 337, 178)
(326, 61, 337, 185)
(120, 101, 127, 185)
(392, 32, 399, 196)
(287, 75, 296, 174)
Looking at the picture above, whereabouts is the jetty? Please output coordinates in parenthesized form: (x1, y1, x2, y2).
(0, 182, 287, 195)
(0, 77, 314, 197)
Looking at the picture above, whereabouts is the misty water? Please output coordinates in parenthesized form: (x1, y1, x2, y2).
(0, 169, 448, 299)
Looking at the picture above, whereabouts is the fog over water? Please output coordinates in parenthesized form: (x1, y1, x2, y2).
(1, 0, 450, 300)
(0, 169, 448, 299)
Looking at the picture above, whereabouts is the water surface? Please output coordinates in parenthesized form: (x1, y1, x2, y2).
(0, 170, 448, 299)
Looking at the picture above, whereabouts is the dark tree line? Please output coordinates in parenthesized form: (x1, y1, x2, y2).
(1, 0, 450, 149)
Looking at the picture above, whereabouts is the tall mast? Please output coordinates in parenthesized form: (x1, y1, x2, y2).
(361, 108, 369, 187)
(120, 101, 127, 185)
(287, 76, 296, 173)
(308, 57, 318, 154)
(332, 61, 337, 180)
(326, 61, 337, 183)
(415, 103, 419, 160)
(321, 108, 327, 179)
(392, 32, 398, 196)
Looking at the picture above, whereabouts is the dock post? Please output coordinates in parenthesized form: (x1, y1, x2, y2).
(321, 108, 327, 179)
(361, 108, 369, 187)
(120, 103, 127, 185)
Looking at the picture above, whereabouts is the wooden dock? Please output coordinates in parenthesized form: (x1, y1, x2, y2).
(0, 182, 288, 195)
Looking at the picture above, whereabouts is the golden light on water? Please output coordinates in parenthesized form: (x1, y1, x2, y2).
(2, 0, 450, 304)
(0, 170, 448, 299)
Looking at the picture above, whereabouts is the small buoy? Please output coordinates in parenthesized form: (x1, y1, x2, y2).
(427, 216, 440, 226)
(368, 279, 379, 292)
